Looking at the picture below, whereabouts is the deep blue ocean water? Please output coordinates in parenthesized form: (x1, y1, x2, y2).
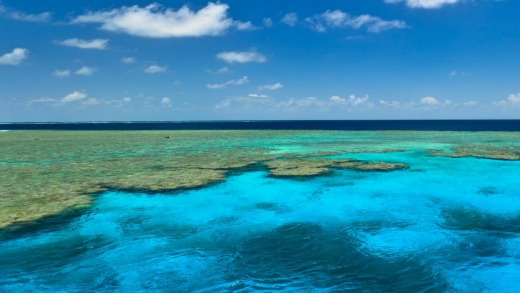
(2, 120, 520, 131)
(1, 149, 520, 292)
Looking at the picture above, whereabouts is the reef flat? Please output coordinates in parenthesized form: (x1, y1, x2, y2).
(1, 130, 520, 230)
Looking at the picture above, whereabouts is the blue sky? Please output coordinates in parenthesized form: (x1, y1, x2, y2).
(1, 0, 519, 121)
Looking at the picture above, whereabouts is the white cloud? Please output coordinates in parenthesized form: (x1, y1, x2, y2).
(306, 10, 407, 33)
(29, 93, 135, 107)
(493, 100, 508, 108)
(420, 96, 440, 106)
(248, 93, 270, 98)
(0, 48, 28, 65)
(217, 49, 267, 64)
(379, 100, 401, 108)
(235, 21, 256, 31)
(463, 100, 478, 107)
(53, 67, 97, 77)
(495, 93, 520, 108)
(449, 70, 465, 76)
(216, 94, 374, 112)
(144, 65, 167, 74)
(281, 12, 298, 27)
(121, 57, 136, 64)
(75, 66, 97, 76)
(217, 66, 229, 73)
(279, 97, 330, 111)
(58, 38, 108, 50)
(330, 95, 370, 106)
(508, 93, 520, 105)
(72, 3, 249, 38)
(330, 95, 346, 104)
(379, 97, 455, 109)
(259, 82, 283, 90)
(0, 5, 51, 22)
(160, 97, 172, 105)
(215, 94, 272, 109)
(53, 69, 71, 77)
(9, 11, 51, 22)
(61, 91, 88, 103)
(263, 18, 273, 28)
(384, 0, 461, 9)
(82, 98, 100, 106)
(207, 66, 230, 74)
(207, 76, 249, 89)
(29, 97, 59, 104)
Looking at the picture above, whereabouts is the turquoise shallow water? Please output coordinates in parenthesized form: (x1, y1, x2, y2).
(1, 151, 520, 292)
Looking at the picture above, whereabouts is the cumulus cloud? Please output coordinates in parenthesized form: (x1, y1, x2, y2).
(463, 100, 478, 107)
(306, 10, 407, 33)
(384, 0, 461, 9)
(379, 100, 401, 108)
(508, 93, 520, 105)
(329, 95, 370, 107)
(419, 96, 440, 106)
(29, 92, 134, 107)
(494, 93, 520, 108)
(217, 49, 267, 64)
(72, 3, 250, 38)
(58, 38, 108, 50)
(281, 12, 298, 27)
(215, 94, 272, 109)
(9, 11, 51, 22)
(207, 66, 230, 74)
(144, 65, 167, 74)
(207, 76, 249, 89)
(61, 91, 88, 103)
(53, 69, 71, 77)
(160, 97, 172, 106)
(0, 5, 51, 22)
(259, 82, 283, 90)
(53, 67, 97, 77)
(234, 21, 256, 31)
(379, 96, 455, 109)
(82, 98, 100, 106)
(28, 98, 59, 104)
(216, 94, 373, 112)
(121, 57, 136, 64)
(216, 66, 230, 73)
(248, 93, 270, 98)
(0, 48, 28, 65)
(75, 66, 97, 76)
(278, 97, 331, 111)
(263, 18, 273, 28)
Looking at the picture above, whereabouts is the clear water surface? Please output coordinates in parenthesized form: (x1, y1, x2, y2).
(1, 148, 520, 292)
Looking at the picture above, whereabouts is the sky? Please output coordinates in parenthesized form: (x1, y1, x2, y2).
(1, 0, 519, 121)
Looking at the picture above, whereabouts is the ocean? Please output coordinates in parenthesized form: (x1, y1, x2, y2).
(2, 119, 520, 131)
(1, 122, 519, 292)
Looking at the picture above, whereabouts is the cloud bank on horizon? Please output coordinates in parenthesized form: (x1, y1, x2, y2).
(0, 0, 518, 121)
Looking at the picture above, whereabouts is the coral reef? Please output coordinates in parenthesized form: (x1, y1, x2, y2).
(2, 130, 520, 230)
(428, 146, 520, 161)
(264, 158, 407, 177)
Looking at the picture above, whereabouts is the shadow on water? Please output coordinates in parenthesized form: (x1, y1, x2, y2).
(225, 222, 447, 292)
(0, 207, 90, 240)
(441, 207, 520, 234)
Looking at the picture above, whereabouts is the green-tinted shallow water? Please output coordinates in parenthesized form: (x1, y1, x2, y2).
(1, 130, 519, 231)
